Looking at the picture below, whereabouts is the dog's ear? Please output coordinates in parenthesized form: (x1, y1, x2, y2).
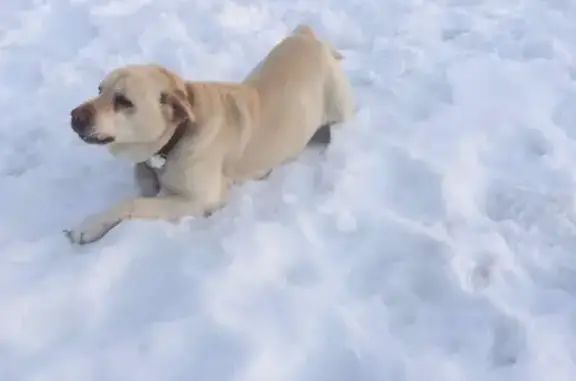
(160, 87, 196, 125)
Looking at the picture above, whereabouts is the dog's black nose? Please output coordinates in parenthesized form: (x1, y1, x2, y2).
(70, 105, 93, 133)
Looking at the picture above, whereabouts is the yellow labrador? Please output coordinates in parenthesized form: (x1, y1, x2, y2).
(65, 24, 355, 244)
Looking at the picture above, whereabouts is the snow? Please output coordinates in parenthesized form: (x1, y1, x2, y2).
(2, 0, 576, 379)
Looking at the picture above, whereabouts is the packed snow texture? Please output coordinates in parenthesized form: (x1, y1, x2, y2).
(2, 0, 576, 380)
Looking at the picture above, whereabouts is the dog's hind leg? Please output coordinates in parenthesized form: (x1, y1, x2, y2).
(324, 59, 355, 127)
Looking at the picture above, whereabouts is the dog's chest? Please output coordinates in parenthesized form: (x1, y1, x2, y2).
(148, 157, 189, 195)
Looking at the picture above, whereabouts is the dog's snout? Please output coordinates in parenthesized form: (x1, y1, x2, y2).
(70, 105, 93, 133)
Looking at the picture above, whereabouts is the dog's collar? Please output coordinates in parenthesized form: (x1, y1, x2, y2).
(145, 122, 188, 169)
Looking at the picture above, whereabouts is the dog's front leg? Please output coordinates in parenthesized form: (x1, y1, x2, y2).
(65, 196, 202, 245)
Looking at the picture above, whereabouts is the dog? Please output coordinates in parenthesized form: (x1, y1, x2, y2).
(65, 24, 355, 244)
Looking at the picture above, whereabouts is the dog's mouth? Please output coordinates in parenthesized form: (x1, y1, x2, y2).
(80, 134, 115, 145)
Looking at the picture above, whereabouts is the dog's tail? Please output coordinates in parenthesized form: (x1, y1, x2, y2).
(330, 47, 344, 60)
(292, 24, 316, 38)
(292, 23, 344, 60)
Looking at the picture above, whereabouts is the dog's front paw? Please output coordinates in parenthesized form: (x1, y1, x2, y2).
(64, 214, 121, 245)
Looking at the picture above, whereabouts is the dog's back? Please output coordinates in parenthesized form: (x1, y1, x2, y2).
(235, 24, 354, 179)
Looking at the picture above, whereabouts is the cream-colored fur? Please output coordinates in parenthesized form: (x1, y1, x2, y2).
(65, 24, 355, 244)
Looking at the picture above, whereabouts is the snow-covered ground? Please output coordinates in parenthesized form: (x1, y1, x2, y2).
(2, 0, 576, 379)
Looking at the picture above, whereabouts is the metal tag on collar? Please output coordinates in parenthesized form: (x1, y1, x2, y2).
(146, 154, 167, 169)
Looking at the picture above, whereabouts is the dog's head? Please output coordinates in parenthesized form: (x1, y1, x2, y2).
(69, 65, 195, 147)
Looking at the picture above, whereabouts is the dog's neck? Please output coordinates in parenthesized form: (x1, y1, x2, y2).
(107, 122, 189, 167)
(144, 121, 188, 169)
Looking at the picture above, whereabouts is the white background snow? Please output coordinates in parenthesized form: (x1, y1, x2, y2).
(2, 0, 576, 380)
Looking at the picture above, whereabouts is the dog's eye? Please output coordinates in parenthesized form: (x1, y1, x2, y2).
(98, 85, 102, 94)
(113, 94, 134, 110)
